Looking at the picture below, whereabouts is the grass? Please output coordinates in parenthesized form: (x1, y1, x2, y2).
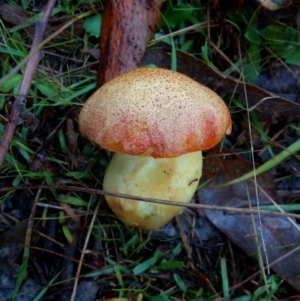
(0, 0, 300, 300)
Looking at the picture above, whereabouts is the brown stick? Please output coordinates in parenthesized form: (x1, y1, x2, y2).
(0, 0, 57, 169)
(97, 0, 163, 86)
(1, 184, 300, 220)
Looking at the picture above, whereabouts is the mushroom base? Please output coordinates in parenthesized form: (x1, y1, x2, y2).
(103, 151, 202, 230)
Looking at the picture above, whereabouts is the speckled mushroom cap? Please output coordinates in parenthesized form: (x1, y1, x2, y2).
(79, 68, 232, 158)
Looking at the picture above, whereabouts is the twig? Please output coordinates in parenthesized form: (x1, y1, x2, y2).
(1, 184, 300, 220)
(0, 0, 57, 168)
(70, 197, 101, 301)
(13, 187, 42, 297)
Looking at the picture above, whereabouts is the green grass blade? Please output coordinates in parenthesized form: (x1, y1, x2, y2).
(12, 247, 30, 301)
(173, 273, 187, 293)
(157, 261, 184, 270)
(32, 271, 62, 301)
(221, 257, 229, 300)
(133, 257, 158, 275)
(218, 138, 300, 187)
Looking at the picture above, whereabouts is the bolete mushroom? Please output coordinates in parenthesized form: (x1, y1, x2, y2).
(257, 0, 292, 10)
(79, 68, 231, 230)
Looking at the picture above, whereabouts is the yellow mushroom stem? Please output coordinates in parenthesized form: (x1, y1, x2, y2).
(103, 151, 202, 230)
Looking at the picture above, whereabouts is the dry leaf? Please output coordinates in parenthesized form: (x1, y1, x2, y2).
(197, 148, 300, 292)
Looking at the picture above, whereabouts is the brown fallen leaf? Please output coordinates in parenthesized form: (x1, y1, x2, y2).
(142, 48, 300, 121)
(197, 148, 300, 292)
(256, 61, 300, 102)
(0, 3, 31, 25)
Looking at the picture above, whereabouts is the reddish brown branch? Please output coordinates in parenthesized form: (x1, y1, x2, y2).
(97, 0, 163, 86)
(0, 0, 57, 169)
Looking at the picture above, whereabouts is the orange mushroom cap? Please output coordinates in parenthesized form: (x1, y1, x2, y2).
(79, 68, 232, 158)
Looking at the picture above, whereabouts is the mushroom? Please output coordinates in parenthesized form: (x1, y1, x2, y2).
(257, 0, 292, 10)
(79, 68, 231, 230)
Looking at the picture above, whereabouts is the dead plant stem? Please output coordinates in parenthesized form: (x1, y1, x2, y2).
(70, 197, 101, 301)
(0, 0, 57, 168)
(1, 184, 300, 220)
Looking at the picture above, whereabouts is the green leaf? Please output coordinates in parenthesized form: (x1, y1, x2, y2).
(173, 273, 187, 293)
(255, 204, 300, 211)
(0, 47, 23, 56)
(22, 0, 29, 9)
(11, 31, 26, 54)
(58, 211, 65, 224)
(259, 23, 300, 66)
(114, 264, 124, 288)
(282, 45, 300, 66)
(12, 175, 22, 186)
(105, 257, 131, 274)
(83, 14, 102, 37)
(157, 261, 184, 270)
(62, 224, 73, 243)
(201, 45, 216, 70)
(12, 247, 30, 300)
(218, 138, 300, 187)
(36, 80, 60, 99)
(58, 129, 68, 153)
(0, 95, 5, 110)
(57, 194, 89, 207)
(133, 256, 158, 275)
(33, 271, 62, 301)
(172, 243, 183, 256)
(5, 153, 25, 170)
(84, 267, 115, 277)
(221, 258, 229, 300)
(261, 24, 298, 42)
(0, 73, 22, 92)
(245, 26, 261, 45)
(161, 4, 194, 29)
